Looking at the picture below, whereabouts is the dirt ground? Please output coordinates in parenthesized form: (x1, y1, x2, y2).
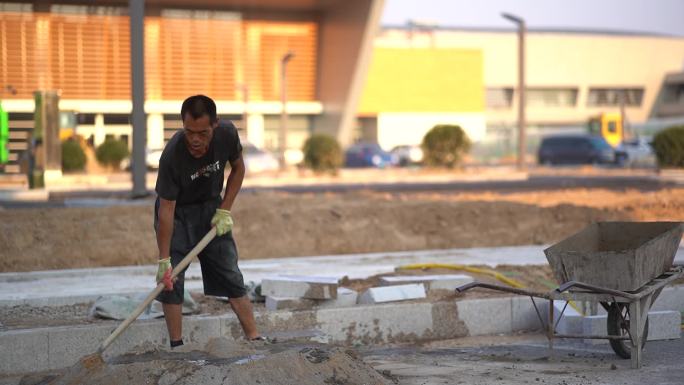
(13, 338, 391, 385)
(2, 187, 684, 272)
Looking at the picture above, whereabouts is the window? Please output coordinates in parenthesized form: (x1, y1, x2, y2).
(663, 84, 684, 104)
(486, 88, 514, 109)
(587, 88, 644, 107)
(526, 88, 578, 107)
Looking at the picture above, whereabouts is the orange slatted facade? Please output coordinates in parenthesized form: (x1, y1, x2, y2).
(0, 12, 317, 102)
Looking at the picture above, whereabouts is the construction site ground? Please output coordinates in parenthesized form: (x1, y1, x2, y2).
(2, 185, 684, 272)
(2, 169, 684, 384)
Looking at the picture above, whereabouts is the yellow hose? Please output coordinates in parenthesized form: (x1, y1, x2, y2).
(395, 263, 525, 289)
(396, 263, 585, 315)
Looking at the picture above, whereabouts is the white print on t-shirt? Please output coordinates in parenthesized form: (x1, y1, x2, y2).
(190, 160, 221, 181)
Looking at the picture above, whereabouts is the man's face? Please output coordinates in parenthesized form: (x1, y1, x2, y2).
(183, 114, 216, 158)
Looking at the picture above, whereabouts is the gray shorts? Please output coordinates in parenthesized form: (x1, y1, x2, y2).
(154, 197, 247, 304)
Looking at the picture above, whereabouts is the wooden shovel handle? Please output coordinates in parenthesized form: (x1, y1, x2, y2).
(98, 227, 217, 353)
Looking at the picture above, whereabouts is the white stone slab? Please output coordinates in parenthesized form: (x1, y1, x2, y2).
(261, 276, 338, 299)
(357, 284, 426, 304)
(583, 310, 681, 344)
(379, 274, 474, 291)
(265, 288, 358, 311)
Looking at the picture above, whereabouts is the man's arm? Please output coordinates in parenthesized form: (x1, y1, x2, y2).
(220, 154, 245, 210)
(157, 198, 176, 259)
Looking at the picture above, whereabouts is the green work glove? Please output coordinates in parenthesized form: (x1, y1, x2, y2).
(211, 208, 234, 236)
(157, 257, 173, 291)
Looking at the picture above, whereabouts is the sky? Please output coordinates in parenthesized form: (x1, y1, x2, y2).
(382, 0, 684, 37)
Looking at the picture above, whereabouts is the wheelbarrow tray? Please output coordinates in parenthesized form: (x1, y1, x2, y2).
(544, 222, 683, 292)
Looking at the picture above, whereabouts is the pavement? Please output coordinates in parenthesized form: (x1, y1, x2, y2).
(363, 334, 684, 385)
(1, 245, 683, 307)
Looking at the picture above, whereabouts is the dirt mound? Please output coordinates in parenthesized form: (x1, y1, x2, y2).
(1, 190, 638, 272)
(25, 338, 391, 385)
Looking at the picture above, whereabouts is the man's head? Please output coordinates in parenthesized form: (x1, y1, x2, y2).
(181, 95, 218, 158)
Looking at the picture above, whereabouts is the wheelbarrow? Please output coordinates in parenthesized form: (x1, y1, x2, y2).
(456, 222, 684, 369)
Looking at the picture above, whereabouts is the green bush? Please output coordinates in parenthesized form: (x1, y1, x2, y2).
(61, 139, 87, 172)
(421, 124, 471, 168)
(302, 134, 342, 173)
(652, 125, 684, 168)
(95, 138, 130, 169)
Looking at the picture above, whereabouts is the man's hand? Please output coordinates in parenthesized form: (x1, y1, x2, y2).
(157, 257, 174, 291)
(211, 208, 234, 236)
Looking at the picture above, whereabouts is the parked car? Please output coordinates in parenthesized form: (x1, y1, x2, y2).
(345, 142, 397, 168)
(537, 135, 616, 165)
(390, 145, 424, 166)
(120, 148, 163, 170)
(242, 142, 279, 174)
(614, 136, 656, 168)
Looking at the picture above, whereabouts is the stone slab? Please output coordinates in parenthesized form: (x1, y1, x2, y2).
(379, 274, 474, 291)
(265, 288, 358, 311)
(357, 284, 426, 304)
(261, 276, 338, 299)
(456, 297, 512, 336)
(583, 310, 681, 344)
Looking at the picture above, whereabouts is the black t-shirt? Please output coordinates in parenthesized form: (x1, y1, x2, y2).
(155, 120, 242, 205)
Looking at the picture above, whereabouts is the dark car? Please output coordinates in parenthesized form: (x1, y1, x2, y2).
(345, 143, 397, 168)
(538, 135, 616, 165)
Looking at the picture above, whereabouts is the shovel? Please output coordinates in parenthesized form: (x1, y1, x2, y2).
(55, 228, 217, 383)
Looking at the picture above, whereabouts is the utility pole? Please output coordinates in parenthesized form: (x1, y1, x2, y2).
(502, 13, 526, 170)
(129, 0, 147, 197)
(279, 51, 294, 170)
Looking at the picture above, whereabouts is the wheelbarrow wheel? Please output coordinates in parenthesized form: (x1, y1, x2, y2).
(607, 303, 648, 359)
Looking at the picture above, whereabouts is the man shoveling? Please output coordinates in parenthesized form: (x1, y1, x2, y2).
(154, 94, 261, 348)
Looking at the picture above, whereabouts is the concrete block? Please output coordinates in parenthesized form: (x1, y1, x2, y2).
(0, 329, 49, 374)
(379, 274, 473, 291)
(358, 284, 426, 304)
(319, 288, 358, 308)
(261, 276, 338, 300)
(552, 301, 583, 335)
(582, 310, 680, 344)
(456, 297, 512, 336)
(511, 296, 548, 331)
(652, 285, 684, 312)
(265, 288, 358, 311)
(265, 296, 316, 311)
(316, 302, 434, 344)
(48, 323, 112, 369)
(648, 311, 682, 340)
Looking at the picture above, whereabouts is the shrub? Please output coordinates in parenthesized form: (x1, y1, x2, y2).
(421, 124, 471, 168)
(302, 134, 343, 173)
(61, 139, 86, 172)
(652, 125, 684, 168)
(95, 138, 130, 169)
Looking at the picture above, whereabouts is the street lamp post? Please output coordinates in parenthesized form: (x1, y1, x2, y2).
(502, 12, 526, 170)
(279, 51, 294, 170)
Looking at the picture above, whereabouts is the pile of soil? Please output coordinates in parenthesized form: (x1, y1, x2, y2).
(22, 338, 391, 385)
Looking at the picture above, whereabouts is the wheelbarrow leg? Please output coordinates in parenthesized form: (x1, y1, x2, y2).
(548, 299, 554, 361)
(629, 294, 654, 369)
(629, 300, 642, 369)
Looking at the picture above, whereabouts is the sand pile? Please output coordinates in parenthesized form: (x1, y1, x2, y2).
(21, 338, 392, 385)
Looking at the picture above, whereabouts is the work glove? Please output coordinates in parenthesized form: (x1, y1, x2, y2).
(211, 208, 234, 236)
(157, 257, 174, 291)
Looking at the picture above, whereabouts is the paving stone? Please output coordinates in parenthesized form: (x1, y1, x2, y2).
(261, 276, 338, 299)
(379, 274, 474, 291)
(266, 287, 359, 311)
(583, 310, 681, 344)
(456, 297, 512, 336)
(0, 329, 49, 374)
(357, 284, 426, 304)
(511, 296, 548, 331)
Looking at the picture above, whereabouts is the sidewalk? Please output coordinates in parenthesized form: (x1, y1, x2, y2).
(2, 245, 683, 307)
